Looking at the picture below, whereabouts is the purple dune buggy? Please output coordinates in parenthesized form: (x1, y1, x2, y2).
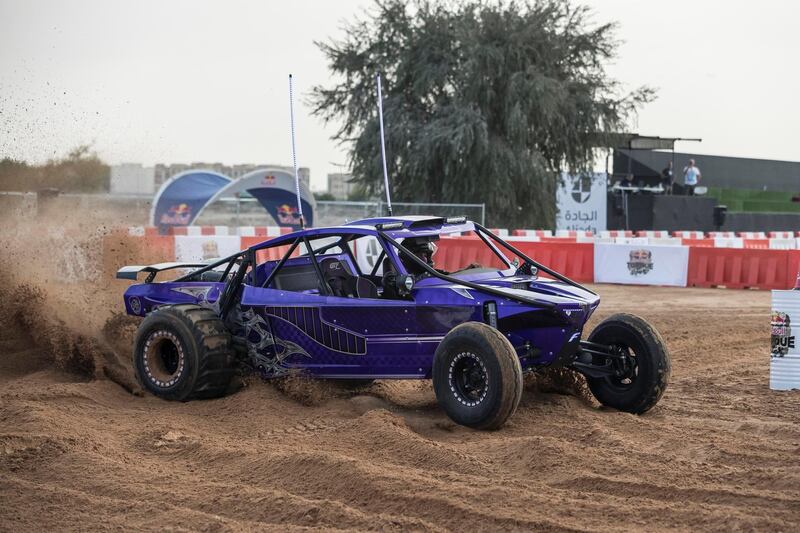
(118, 216, 670, 429)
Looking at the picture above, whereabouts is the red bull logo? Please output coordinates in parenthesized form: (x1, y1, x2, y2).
(771, 311, 794, 357)
(627, 249, 653, 276)
(276, 204, 299, 225)
(159, 203, 192, 225)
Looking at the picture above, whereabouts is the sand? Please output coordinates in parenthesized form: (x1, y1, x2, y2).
(1, 215, 799, 531)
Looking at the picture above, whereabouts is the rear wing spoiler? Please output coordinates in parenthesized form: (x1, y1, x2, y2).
(116, 262, 210, 282)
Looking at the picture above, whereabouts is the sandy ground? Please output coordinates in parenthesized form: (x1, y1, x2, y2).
(1, 217, 799, 531)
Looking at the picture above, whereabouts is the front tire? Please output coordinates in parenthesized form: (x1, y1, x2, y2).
(432, 322, 523, 430)
(586, 313, 670, 414)
(133, 304, 235, 401)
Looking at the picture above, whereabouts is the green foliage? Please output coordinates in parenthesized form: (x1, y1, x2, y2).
(312, 0, 653, 227)
(0, 144, 110, 192)
(313, 191, 337, 201)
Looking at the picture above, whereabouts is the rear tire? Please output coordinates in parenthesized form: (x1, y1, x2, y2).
(586, 313, 670, 414)
(133, 304, 235, 401)
(432, 322, 523, 430)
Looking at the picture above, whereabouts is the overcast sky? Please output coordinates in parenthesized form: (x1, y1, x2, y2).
(1, 0, 798, 191)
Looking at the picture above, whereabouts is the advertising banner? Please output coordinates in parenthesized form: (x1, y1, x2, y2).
(151, 171, 232, 234)
(174, 236, 242, 263)
(556, 172, 607, 234)
(594, 243, 689, 286)
(770, 289, 800, 390)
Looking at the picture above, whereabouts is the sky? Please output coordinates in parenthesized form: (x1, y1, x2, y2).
(1, 0, 798, 191)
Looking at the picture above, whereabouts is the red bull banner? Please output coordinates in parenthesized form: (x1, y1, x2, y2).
(151, 171, 232, 234)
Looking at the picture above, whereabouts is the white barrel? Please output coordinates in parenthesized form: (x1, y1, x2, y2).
(770, 290, 800, 390)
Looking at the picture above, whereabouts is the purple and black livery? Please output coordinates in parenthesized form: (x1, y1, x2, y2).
(118, 216, 670, 429)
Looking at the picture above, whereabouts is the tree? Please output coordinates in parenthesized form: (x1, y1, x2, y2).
(0, 144, 109, 192)
(312, 0, 653, 228)
(313, 191, 337, 201)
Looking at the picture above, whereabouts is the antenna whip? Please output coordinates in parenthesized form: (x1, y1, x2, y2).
(376, 73, 393, 216)
(288, 74, 304, 228)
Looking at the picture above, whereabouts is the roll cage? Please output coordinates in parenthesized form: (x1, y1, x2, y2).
(169, 218, 595, 320)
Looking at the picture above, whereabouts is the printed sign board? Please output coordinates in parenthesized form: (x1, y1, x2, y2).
(556, 172, 607, 234)
(594, 243, 689, 287)
(770, 290, 800, 390)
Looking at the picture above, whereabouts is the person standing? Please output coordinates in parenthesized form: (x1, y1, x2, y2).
(683, 159, 701, 195)
(661, 161, 674, 193)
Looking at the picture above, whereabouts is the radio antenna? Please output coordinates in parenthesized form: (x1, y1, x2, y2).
(376, 73, 393, 216)
(288, 74, 304, 228)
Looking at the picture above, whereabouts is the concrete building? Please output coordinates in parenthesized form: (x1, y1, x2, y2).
(110, 164, 155, 195)
(153, 163, 310, 189)
(327, 172, 356, 200)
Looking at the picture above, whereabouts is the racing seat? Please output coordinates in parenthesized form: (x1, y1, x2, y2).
(319, 258, 378, 298)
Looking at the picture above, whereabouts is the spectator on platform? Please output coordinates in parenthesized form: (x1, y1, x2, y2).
(623, 173, 635, 188)
(683, 159, 701, 195)
(661, 161, 674, 193)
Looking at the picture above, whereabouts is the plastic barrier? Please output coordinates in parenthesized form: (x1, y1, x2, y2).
(674, 231, 705, 239)
(512, 229, 552, 238)
(770, 238, 797, 250)
(637, 230, 670, 238)
(434, 239, 594, 282)
(599, 230, 633, 238)
(787, 251, 800, 289)
(649, 237, 683, 246)
(713, 237, 744, 248)
(688, 247, 795, 290)
(739, 231, 767, 239)
(555, 229, 593, 238)
(744, 238, 769, 249)
(769, 231, 795, 239)
(512, 241, 594, 283)
(681, 238, 715, 247)
(240, 236, 296, 263)
(709, 231, 737, 238)
(174, 235, 242, 262)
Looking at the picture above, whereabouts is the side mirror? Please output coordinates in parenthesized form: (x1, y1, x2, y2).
(396, 274, 414, 297)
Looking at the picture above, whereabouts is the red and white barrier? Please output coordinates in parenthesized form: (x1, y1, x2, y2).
(674, 231, 705, 239)
(770, 231, 796, 239)
(739, 231, 767, 239)
(599, 230, 633, 238)
(512, 229, 553, 238)
(111, 226, 800, 291)
(770, 238, 798, 250)
(555, 229, 593, 238)
(637, 230, 671, 238)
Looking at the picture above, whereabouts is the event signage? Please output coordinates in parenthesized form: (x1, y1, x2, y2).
(556, 172, 607, 234)
(594, 243, 689, 287)
(770, 290, 800, 390)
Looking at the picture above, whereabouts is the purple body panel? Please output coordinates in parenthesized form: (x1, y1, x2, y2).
(121, 216, 600, 379)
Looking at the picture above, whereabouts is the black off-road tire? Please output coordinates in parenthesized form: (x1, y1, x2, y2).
(432, 322, 523, 430)
(586, 313, 670, 414)
(133, 304, 235, 401)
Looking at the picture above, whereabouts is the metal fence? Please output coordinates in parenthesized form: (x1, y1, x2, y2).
(204, 198, 485, 227)
(0, 191, 486, 228)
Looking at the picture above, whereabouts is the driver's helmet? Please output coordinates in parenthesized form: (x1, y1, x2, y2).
(401, 236, 438, 275)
